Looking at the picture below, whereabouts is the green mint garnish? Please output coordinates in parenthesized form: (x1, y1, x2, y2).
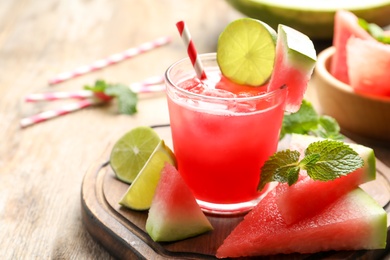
(280, 100, 344, 140)
(358, 18, 390, 44)
(258, 140, 364, 190)
(84, 80, 138, 115)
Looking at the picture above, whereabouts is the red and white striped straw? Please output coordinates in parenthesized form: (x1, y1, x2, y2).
(25, 90, 94, 102)
(48, 36, 171, 85)
(25, 75, 166, 102)
(20, 99, 100, 128)
(176, 21, 207, 80)
(128, 75, 165, 93)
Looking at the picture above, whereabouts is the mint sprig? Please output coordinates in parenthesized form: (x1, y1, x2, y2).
(280, 100, 344, 140)
(358, 18, 390, 44)
(84, 80, 138, 115)
(258, 140, 364, 190)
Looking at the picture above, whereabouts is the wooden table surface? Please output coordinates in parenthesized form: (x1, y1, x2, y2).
(1, 1, 389, 259)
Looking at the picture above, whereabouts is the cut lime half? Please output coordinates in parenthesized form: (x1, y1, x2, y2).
(217, 18, 277, 86)
(119, 140, 176, 210)
(110, 126, 161, 184)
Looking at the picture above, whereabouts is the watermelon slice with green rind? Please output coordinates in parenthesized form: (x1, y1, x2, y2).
(145, 163, 213, 242)
(268, 24, 316, 113)
(216, 187, 387, 258)
(276, 134, 376, 224)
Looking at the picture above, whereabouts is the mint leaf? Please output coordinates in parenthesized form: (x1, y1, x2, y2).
(258, 140, 364, 190)
(280, 100, 318, 139)
(302, 140, 364, 181)
(84, 80, 108, 92)
(358, 18, 390, 44)
(311, 116, 344, 140)
(258, 150, 300, 191)
(84, 80, 138, 115)
(281, 100, 344, 140)
(105, 84, 138, 115)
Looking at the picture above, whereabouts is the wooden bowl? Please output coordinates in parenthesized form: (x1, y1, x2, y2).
(314, 47, 390, 143)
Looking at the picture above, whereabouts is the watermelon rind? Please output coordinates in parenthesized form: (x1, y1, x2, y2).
(279, 25, 317, 70)
(225, 0, 390, 39)
(350, 189, 388, 249)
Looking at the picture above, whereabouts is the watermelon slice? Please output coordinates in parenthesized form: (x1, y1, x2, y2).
(216, 188, 387, 258)
(276, 134, 376, 224)
(267, 24, 316, 113)
(330, 10, 373, 84)
(145, 163, 213, 242)
(347, 37, 390, 98)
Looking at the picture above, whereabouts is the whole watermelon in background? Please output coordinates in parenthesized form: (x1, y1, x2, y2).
(276, 134, 376, 224)
(216, 188, 387, 258)
(330, 10, 373, 84)
(347, 37, 390, 98)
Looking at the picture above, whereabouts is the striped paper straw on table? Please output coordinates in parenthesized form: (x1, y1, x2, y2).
(20, 99, 101, 128)
(25, 75, 166, 102)
(128, 75, 165, 93)
(176, 21, 207, 80)
(48, 36, 171, 85)
(24, 90, 95, 102)
(21, 75, 166, 127)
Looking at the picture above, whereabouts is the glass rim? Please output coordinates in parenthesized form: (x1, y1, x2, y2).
(165, 53, 286, 102)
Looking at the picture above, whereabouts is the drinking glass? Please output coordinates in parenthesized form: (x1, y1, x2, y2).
(165, 53, 287, 214)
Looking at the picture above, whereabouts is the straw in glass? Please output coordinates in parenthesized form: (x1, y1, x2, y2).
(176, 21, 207, 80)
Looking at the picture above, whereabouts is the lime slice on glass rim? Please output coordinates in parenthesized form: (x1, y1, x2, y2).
(217, 18, 277, 86)
(110, 126, 161, 184)
(119, 140, 176, 210)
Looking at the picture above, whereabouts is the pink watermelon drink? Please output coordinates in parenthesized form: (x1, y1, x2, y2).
(165, 53, 287, 214)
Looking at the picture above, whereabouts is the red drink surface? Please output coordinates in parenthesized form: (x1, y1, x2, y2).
(167, 74, 285, 205)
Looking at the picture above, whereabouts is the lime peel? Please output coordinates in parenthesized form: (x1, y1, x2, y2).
(119, 140, 176, 210)
(110, 126, 161, 184)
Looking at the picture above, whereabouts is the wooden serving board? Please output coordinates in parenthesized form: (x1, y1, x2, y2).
(81, 127, 390, 259)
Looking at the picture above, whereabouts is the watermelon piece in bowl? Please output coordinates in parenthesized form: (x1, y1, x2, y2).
(267, 24, 317, 113)
(216, 187, 387, 258)
(330, 10, 373, 84)
(276, 134, 376, 225)
(347, 37, 390, 98)
(315, 47, 390, 141)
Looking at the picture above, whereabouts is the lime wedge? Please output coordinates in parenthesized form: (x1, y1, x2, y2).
(119, 140, 176, 210)
(217, 18, 277, 86)
(110, 126, 161, 184)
